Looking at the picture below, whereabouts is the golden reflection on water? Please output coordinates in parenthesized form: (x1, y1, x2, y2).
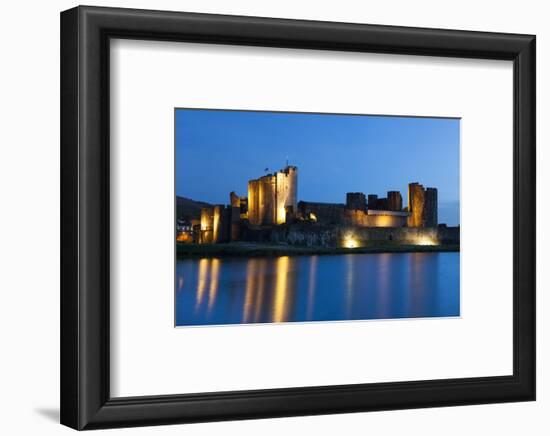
(254, 259, 267, 322)
(345, 254, 355, 318)
(193, 258, 221, 315)
(195, 258, 209, 311)
(207, 259, 220, 314)
(408, 252, 430, 314)
(377, 253, 391, 316)
(242, 259, 269, 323)
(242, 259, 256, 323)
(272, 256, 290, 323)
(306, 256, 318, 320)
(190, 255, 298, 323)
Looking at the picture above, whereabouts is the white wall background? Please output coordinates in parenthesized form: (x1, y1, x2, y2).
(0, 0, 546, 435)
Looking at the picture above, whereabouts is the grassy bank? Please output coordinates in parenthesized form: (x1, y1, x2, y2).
(176, 241, 459, 258)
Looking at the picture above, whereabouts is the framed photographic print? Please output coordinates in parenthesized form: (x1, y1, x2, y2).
(60, 6, 536, 430)
(174, 108, 460, 327)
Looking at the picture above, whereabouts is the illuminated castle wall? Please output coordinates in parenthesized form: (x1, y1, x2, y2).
(191, 165, 441, 245)
(200, 205, 221, 244)
(248, 166, 298, 225)
(200, 204, 240, 244)
(299, 201, 409, 228)
(407, 182, 438, 228)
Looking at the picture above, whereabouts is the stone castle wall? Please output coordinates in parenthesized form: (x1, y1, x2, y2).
(347, 210, 408, 227)
(298, 201, 346, 224)
(200, 205, 240, 243)
(243, 223, 459, 248)
(200, 206, 219, 243)
(195, 167, 444, 246)
(299, 201, 408, 228)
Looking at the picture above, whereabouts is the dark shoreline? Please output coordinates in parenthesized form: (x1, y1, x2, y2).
(176, 242, 460, 258)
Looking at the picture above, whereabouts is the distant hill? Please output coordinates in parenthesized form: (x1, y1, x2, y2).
(176, 196, 212, 221)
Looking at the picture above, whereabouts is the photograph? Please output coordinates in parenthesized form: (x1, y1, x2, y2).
(175, 109, 460, 326)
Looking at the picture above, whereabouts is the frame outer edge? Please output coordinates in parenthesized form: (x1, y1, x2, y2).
(60, 5, 537, 430)
(515, 35, 536, 399)
(79, 4, 112, 430)
(60, 6, 80, 430)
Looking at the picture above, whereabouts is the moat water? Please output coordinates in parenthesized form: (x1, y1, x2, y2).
(175, 252, 460, 326)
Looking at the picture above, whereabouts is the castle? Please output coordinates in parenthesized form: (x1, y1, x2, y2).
(194, 165, 441, 245)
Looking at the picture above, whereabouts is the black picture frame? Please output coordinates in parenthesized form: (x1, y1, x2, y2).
(60, 5, 536, 430)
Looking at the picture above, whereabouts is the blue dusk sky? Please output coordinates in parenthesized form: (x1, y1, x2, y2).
(175, 109, 460, 226)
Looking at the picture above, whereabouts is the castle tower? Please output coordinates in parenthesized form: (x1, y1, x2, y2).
(424, 188, 438, 227)
(367, 194, 378, 210)
(230, 191, 240, 208)
(407, 183, 425, 227)
(346, 192, 367, 211)
(387, 191, 403, 211)
(407, 183, 438, 227)
(200, 205, 226, 243)
(248, 166, 298, 225)
(229, 192, 242, 241)
(276, 166, 298, 224)
(249, 174, 276, 225)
